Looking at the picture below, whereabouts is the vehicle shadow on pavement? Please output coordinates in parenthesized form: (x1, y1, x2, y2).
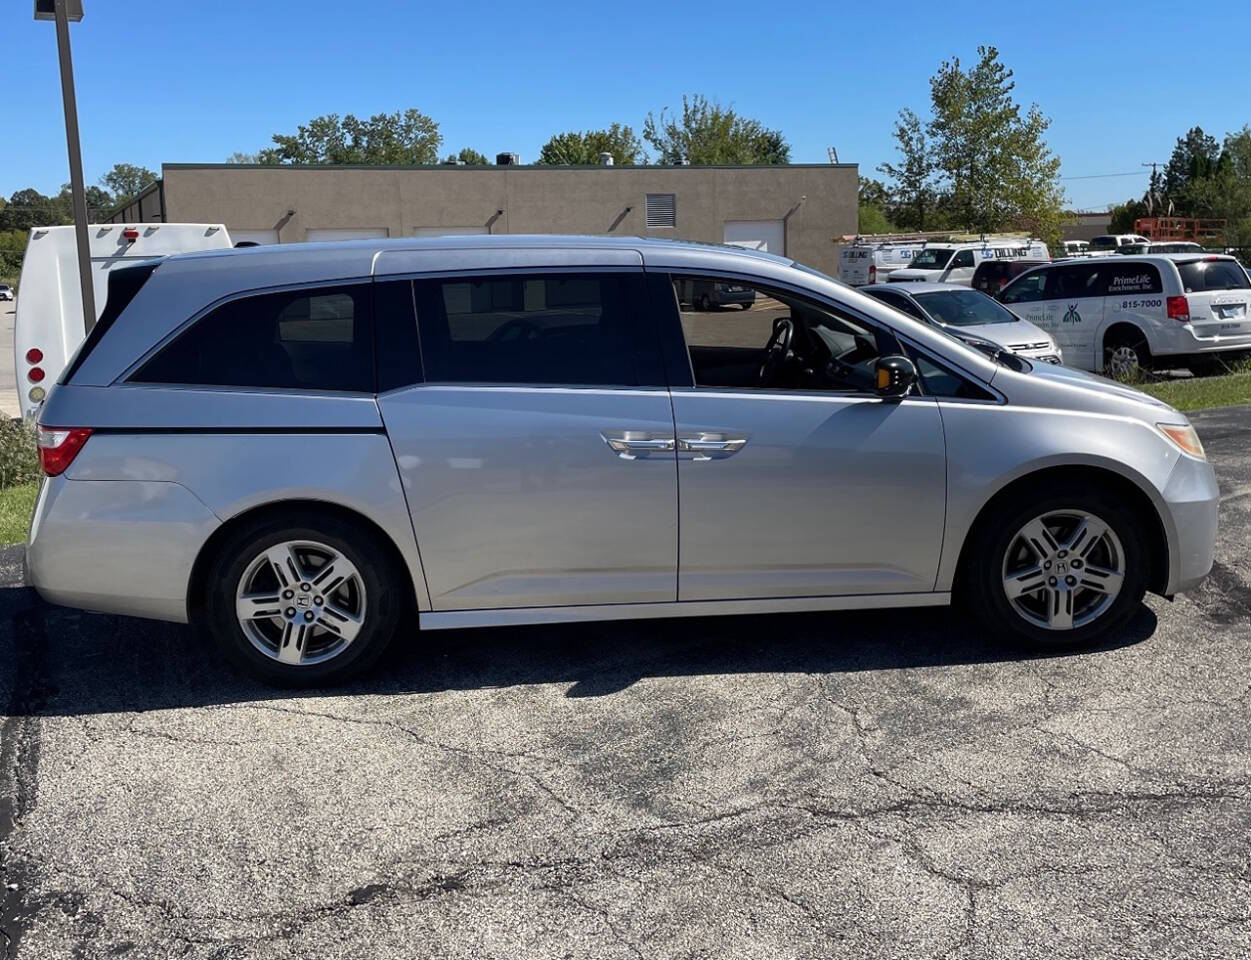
(0, 584, 1157, 717)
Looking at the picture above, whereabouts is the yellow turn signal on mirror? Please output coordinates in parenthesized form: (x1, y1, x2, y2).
(877, 367, 890, 390)
(1157, 422, 1206, 460)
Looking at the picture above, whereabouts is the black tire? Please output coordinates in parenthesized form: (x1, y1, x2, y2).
(1186, 355, 1229, 378)
(962, 482, 1149, 650)
(1103, 329, 1152, 380)
(202, 513, 404, 687)
(698, 294, 711, 311)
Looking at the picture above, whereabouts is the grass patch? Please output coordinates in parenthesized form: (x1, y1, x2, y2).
(1137, 371, 1251, 412)
(0, 481, 37, 545)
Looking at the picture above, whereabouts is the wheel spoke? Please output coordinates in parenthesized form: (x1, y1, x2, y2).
(1068, 516, 1109, 557)
(311, 554, 361, 595)
(1017, 518, 1060, 559)
(1080, 564, 1124, 596)
(1004, 565, 1047, 599)
(317, 601, 364, 643)
(1047, 589, 1074, 630)
(277, 622, 308, 665)
(236, 593, 283, 622)
(265, 544, 304, 589)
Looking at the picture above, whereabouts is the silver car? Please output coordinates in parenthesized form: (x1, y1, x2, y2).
(861, 282, 1063, 364)
(27, 236, 1219, 685)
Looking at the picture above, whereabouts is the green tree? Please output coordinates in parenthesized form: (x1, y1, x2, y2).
(258, 109, 442, 165)
(1163, 127, 1220, 198)
(446, 147, 490, 165)
(0, 189, 69, 232)
(99, 163, 157, 203)
(643, 95, 790, 165)
(59, 183, 114, 219)
(857, 177, 896, 234)
(537, 124, 643, 165)
(226, 151, 259, 164)
(1108, 197, 1149, 234)
(877, 108, 941, 230)
(925, 46, 1064, 238)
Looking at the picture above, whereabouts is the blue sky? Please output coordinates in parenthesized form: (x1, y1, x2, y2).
(5, 0, 1249, 211)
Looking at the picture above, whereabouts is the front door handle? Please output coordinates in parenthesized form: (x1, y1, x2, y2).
(601, 432, 676, 460)
(677, 434, 749, 460)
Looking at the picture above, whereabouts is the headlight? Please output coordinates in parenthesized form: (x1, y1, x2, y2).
(1157, 422, 1205, 460)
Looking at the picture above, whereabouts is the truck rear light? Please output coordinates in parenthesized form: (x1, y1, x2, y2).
(27, 367, 45, 383)
(36, 426, 92, 477)
(122, 227, 140, 242)
(1166, 295, 1190, 321)
(868, 264, 877, 283)
(25, 348, 43, 363)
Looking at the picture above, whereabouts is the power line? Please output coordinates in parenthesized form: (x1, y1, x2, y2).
(1060, 170, 1149, 181)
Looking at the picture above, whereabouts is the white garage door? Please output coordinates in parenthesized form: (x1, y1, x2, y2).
(412, 226, 490, 237)
(304, 228, 389, 242)
(230, 228, 279, 246)
(723, 220, 785, 255)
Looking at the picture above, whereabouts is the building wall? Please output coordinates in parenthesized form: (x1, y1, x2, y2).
(154, 163, 857, 273)
(1062, 212, 1113, 242)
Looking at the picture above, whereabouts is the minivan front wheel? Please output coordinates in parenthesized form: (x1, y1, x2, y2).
(964, 485, 1148, 648)
(1104, 332, 1151, 380)
(203, 516, 402, 686)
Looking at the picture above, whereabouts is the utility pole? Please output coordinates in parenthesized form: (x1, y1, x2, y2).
(35, 0, 95, 332)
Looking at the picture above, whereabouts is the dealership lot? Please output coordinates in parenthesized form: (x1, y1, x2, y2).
(0, 407, 1248, 958)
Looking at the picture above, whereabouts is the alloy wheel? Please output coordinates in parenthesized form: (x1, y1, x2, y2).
(1106, 344, 1142, 379)
(234, 540, 367, 666)
(1001, 510, 1125, 631)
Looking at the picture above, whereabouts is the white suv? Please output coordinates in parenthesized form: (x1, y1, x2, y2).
(999, 254, 1251, 375)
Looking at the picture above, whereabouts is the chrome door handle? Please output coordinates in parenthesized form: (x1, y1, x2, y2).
(601, 432, 676, 460)
(677, 435, 749, 460)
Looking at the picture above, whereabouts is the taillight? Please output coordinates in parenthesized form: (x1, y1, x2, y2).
(25, 348, 43, 363)
(36, 426, 92, 477)
(1167, 295, 1190, 321)
(868, 264, 877, 284)
(27, 367, 45, 383)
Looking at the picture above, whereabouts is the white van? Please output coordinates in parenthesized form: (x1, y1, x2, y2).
(837, 241, 923, 286)
(999, 254, 1251, 375)
(1088, 234, 1150, 253)
(14, 223, 231, 417)
(887, 238, 1050, 285)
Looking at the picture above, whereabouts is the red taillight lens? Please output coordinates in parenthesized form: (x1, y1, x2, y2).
(25, 348, 43, 364)
(27, 367, 45, 383)
(1167, 295, 1190, 321)
(36, 426, 92, 477)
(868, 264, 877, 283)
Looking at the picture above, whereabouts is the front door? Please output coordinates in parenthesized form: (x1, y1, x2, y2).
(375, 267, 678, 611)
(662, 274, 947, 601)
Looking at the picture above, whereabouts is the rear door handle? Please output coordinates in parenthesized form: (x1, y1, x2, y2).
(677, 434, 749, 460)
(601, 432, 676, 460)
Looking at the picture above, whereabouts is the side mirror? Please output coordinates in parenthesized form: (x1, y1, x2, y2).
(875, 355, 917, 399)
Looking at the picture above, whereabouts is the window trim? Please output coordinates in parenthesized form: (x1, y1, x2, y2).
(122, 277, 376, 393)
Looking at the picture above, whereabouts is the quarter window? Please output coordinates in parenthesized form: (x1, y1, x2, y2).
(1047, 264, 1101, 300)
(132, 284, 373, 391)
(413, 273, 653, 386)
(951, 250, 975, 269)
(1001, 271, 1048, 304)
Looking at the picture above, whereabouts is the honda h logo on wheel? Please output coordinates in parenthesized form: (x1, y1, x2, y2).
(296, 594, 311, 608)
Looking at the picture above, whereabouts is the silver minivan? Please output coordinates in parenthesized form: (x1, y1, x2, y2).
(27, 237, 1219, 685)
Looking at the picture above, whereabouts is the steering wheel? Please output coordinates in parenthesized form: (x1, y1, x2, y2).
(757, 317, 795, 387)
(487, 317, 543, 343)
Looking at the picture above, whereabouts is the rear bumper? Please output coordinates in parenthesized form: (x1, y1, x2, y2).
(1151, 324, 1251, 358)
(26, 476, 220, 623)
(1159, 454, 1220, 595)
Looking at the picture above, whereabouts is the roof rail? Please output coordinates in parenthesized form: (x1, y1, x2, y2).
(834, 231, 1037, 245)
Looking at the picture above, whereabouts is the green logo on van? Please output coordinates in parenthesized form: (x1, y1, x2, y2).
(1062, 303, 1082, 324)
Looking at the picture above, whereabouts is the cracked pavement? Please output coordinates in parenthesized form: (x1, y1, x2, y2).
(2, 406, 1250, 959)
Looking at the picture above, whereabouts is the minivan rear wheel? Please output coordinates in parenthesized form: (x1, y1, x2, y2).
(203, 515, 403, 686)
(963, 484, 1148, 649)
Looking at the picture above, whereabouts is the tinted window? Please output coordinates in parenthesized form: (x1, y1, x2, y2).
(914, 290, 1019, 326)
(133, 284, 373, 391)
(1001, 270, 1048, 304)
(1090, 237, 1118, 251)
(866, 289, 927, 321)
(1048, 264, 1101, 300)
(911, 248, 953, 269)
(1177, 259, 1251, 292)
(911, 350, 996, 401)
(951, 250, 975, 269)
(374, 279, 422, 392)
(1103, 262, 1162, 295)
(413, 273, 652, 386)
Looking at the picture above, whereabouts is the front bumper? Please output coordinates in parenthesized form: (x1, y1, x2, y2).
(1160, 452, 1220, 595)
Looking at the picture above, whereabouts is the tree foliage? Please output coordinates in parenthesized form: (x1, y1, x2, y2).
(878, 47, 1064, 241)
(258, 109, 442, 165)
(857, 178, 896, 234)
(99, 163, 156, 203)
(538, 124, 643, 165)
(447, 147, 490, 165)
(643, 95, 789, 165)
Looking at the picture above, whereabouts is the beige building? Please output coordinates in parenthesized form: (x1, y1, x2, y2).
(107, 162, 858, 274)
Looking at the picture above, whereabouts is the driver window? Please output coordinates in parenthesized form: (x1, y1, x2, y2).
(671, 275, 897, 393)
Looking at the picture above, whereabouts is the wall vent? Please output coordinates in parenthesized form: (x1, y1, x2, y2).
(645, 193, 676, 229)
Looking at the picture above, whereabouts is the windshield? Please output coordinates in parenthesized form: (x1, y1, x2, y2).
(909, 248, 954, 270)
(1178, 259, 1251, 292)
(915, 289, 1019, 326)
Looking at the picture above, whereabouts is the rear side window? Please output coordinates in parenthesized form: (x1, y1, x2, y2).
(1048, 264, 1101, 300)
(132, 284, 373, 391)
(1177, 259, 1251, 293)
(867, 289, 927, 321)
(951, 250, 975, 269)
(1001, 270, 1048, 304)
(1103, 262, 1162, 295)
(413, 272, 655, 386)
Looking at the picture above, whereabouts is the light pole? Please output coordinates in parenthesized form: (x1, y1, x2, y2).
(34, 0, 95, 332)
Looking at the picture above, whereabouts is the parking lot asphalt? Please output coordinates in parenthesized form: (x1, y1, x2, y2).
(2, 407, 1250, 959)
(0, 301, 20, 419)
